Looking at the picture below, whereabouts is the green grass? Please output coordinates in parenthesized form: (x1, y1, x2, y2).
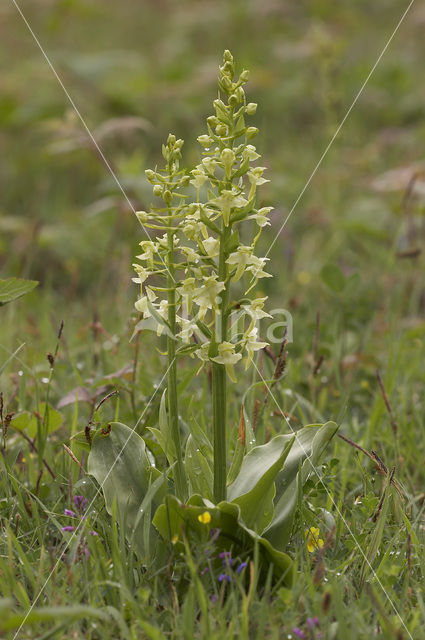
(1, 0, 425, 638)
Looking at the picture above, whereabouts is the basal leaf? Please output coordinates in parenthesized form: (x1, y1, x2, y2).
(264, 421, 338, 550)
(88, 422, 166, 557)
(227, 435, 294, 533)
(152, 495, 294, 586)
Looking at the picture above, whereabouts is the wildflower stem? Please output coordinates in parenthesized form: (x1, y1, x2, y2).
(167, 229, 187, 502)
(212, 224, 231, 503)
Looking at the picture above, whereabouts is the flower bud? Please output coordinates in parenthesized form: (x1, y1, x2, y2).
(207, 115, 219, 128)
(197, 134, 213, 148)
(228, 94, 239, 107)
(163, 190, 172, 204)
(153, 184, 162, 197)
(223, 61, 233, 75)
(220, 76, 232, 91)
(215, 124, 228, 137)
(145, 169, 156, 183)
(234, 86, 245, 102)
(245, 126, 258, 139)
(223, 50, 233, 64)
(221, 148, 235, 179)
(136, 210, 149, 223)
(167, 133, 176, 146)
(240, 69, 250, 82)
(246, 102, 257, 116)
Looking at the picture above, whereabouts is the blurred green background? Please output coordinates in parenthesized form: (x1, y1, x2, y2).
(1, 0, 425, 426)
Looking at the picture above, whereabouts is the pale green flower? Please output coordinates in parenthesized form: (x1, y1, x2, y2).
(243, 327, 268, 367)
(193, 276, 225, 320)
(242, 297, 272, 324)
(132, 264, 151, 285)
(202, 157, 218, 174)
(226, 245, 255, 282)
(190, 168, 208, 189)
(211, 188, 248, 226)
(195, 341, 211, 362)
(211, 342, 242, 381)
(177, 317, 198, 343)
(202, 237, 220, 258)
(246, 256, 272, 280)
(137, 241, 158, 269)
(248, 206, 273, 227)
(243, 145, 260, 162)
(155, 299, 169, 336)
(180, 246, 200, 264)
(134, 287, 157, 316)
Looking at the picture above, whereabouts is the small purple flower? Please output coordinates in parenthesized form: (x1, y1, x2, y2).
(218, 551, 233, 566)
(292, 628, 305, 639)
(62, 525, 75, 532)
(307, 617, 319, 629)
(74, 495, 87, 511)
(210, 594, 218, 603)
(209, 528, 220, 542)
(218, 573, 231, 583)
(236, 562, 248, 575)
(64, 509, 77, 518)
(89, 530, 98, 536)
(201, 567, 209, 575)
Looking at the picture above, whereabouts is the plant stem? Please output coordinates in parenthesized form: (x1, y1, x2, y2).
(167, 229, 187, 502)
(212, 224, 231, 503)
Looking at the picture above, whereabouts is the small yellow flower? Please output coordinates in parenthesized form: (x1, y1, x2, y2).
(198, 511, 211, 525)
(305, 527, 324, 553)
(171, 534, 179, 545)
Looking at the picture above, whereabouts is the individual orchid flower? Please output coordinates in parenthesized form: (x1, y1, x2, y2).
(202, 237, 220, 258)
(193, 276, 225, 320)
(211, 188, 248, 226)
(243, 327, 268, 368)
(211, 341, 242, 381)
(137, 240, 158, 269)
(132, 264, 151, 285)
(248, 206, 273, 227)
(226, 245, 255, 282)
(242, 297, 272, 331)
(134, 286, 157, 316)
(190, 167, 208, 189)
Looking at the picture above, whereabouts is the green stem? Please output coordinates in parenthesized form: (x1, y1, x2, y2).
(167, 230, 187, 502)
(212, 224, 231, 503)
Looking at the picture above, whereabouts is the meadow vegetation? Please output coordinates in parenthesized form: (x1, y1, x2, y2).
(1, 1, 425, 638)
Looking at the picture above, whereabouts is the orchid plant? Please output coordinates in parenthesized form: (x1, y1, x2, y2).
(87, 51, 338, 586)
(132, 50, 272, 502)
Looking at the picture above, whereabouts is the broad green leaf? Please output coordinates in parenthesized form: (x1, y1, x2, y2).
(227, 435, 295, 533)
(153, 494, 294, 586)
(88, 422, 166, 557)
(320, 264, 345, 293)
(185, 435, 213, 500)
(10, 403, 64, 438)
(0, 278, 38, 306)
(264, 422, 338, 550)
